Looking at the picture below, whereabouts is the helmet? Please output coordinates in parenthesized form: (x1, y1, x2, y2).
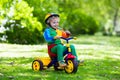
(44, 13, 59, 24)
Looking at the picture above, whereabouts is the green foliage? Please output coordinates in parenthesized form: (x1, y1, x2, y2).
(24, 0, 59, 30)
(67, 11, 99, 35)
(4, 19, 43, 44)
(6, 25, 43, 44)
(1, 0, 120, 44)
(2, 0, 43, 44)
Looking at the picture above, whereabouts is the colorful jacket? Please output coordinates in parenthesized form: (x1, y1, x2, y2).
(43, 27, 69, 45)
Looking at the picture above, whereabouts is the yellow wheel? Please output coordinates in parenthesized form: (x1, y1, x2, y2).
(32, 60, 43, 71)
(64, 59, 78, 73)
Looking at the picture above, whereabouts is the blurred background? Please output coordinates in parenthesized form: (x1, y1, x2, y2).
(0, 0, 120, 44)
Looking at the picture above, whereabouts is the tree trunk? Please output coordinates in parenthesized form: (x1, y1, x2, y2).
(113, 8, 119, 30)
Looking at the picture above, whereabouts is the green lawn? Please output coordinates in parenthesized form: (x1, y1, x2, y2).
(0, 35, 120, 80)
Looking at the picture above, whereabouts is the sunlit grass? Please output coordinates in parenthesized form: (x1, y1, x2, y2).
(0, 35, 120, 80)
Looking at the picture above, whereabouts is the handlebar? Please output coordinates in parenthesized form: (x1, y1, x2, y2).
(60, 37, 76, 43)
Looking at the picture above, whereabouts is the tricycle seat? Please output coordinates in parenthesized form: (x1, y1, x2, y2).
(48, 44, 57, 59)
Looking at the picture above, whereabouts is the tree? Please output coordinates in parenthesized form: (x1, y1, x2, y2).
(104, 0, 120, 35)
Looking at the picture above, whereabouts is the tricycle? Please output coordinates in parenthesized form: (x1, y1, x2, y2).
(32, 37, 79, 74)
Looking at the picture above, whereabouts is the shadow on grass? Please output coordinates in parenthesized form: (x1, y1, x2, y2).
(79, 58, 120, 80)
(0, 57, 120, 80)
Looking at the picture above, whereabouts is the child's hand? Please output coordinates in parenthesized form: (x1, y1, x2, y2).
(54, 36, 61, 39)
(65, 30, 71, 35)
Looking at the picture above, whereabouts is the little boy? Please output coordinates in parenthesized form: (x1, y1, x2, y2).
(43, 13, 83, 67)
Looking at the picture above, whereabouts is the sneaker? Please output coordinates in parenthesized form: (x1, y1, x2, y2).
(58, 61, 67, 67)
(78, 60, 84, 66)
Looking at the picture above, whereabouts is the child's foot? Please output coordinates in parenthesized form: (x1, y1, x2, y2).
(78, 60, 84, 65)
(58, 61, 67, 67)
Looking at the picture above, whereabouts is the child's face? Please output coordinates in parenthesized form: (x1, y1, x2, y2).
(49, 17, 59, 29)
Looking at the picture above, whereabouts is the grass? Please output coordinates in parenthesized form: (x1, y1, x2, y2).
(0, 35, 120, 80)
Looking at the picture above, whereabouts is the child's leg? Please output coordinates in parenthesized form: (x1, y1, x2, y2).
(70, 45, 78, 60)
(70, 45, 84, 64)
(51, 44, 67, 66)
(51, 44, 64, 61)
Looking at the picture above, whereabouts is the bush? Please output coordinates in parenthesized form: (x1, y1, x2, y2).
(5, 20, 44, 44)
(67, 10, 99, 35)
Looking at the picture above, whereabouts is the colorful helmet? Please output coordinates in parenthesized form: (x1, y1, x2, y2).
(44, 13, 59, 24)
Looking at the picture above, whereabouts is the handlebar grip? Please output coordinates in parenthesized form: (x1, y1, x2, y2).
(73, 37, 77, 40)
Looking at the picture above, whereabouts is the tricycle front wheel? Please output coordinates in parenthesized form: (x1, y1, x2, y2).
(64, 59, 78, 73)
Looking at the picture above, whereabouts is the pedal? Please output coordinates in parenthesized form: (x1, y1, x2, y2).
(57, 66, 64, 69)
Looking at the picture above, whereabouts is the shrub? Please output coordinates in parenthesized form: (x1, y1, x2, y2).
(67, 10, 99, 35)
(5, 20, 43, 44)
